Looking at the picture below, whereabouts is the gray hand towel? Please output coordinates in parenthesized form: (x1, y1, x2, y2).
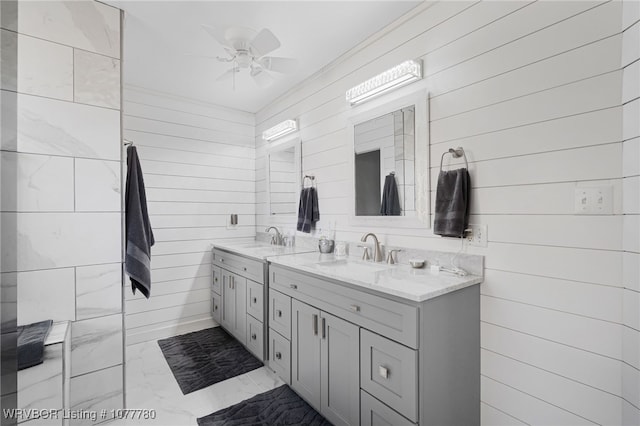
(125, 146, 155, 298)
(17, 320, 53, 370)
(297, 187, 319, 233)
(380, 173, 401, 216)
(433, 168, 471, 237)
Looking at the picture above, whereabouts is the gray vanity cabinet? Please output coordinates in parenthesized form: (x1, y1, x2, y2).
(221, 271, 247, 345)
(291, 299, 360, 426)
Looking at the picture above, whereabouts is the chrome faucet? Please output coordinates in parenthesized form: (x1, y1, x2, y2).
(360, 232, 383, 262)
(265, 226, 283, 246)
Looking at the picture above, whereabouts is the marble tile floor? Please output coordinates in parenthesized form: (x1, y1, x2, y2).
(111, 337, 284, 426)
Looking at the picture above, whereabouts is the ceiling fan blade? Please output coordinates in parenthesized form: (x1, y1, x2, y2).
(216, 68, 237, 82)
(258, 56, 297, 73)
(201, 24, 231, 47)
(251, 68, 275, 88)
(250, 28, 280, 57)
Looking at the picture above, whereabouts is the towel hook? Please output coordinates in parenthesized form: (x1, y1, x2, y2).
(302, 174, 315, 189)
(123, 138, 134, 146)
(440, 147, 468, 172)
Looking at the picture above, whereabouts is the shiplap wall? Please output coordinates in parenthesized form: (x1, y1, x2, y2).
(123, 85, 255, 345)
(621, 1, 640, 423)
(256, 1, 638, 424)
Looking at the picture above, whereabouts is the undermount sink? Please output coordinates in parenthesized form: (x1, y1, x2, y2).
(304, 258, 389, 282)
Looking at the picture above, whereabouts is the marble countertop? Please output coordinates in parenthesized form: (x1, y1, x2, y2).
(268, 252, 483, 302)
(213, 239, 316, 261)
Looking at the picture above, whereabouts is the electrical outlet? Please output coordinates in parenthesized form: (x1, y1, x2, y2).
(466, 224, 488, 247)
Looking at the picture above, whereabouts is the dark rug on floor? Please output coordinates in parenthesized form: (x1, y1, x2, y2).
(197, 385, 332, 426)
(158, 327, 262, 395)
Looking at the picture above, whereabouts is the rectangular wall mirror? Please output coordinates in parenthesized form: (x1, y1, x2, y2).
(348, 88, 430, 227)
(265, 138, 301, 222)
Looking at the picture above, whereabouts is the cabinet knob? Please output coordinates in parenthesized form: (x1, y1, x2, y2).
(220, 258, 224, 262)
(276, 310, 282, 318)
(350, 304, 361, 312)
(252, 297, 257, 304)
(275, 351, 282, 360)
(251, 333, 257, 340)
(214, 305, 218, 311)
(290, 284, 298, 290)
(378, 365, 389, 379)
(243, 267, 247, 271)
(214, 277, 218, 282)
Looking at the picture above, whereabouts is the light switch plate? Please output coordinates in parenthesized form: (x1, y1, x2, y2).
(574, 186, 613, 215)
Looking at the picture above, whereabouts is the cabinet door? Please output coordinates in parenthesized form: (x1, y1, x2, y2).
(321, 311, 360, 426)
(232, 273, 247, 345)
(291, 299, 321, 409)
(221, 272, 233, 331)
(212, 292, 221, 324)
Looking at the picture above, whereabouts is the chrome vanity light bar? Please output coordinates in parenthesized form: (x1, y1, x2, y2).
(262, 119, 298, 141)
(345, 59, 422, 105)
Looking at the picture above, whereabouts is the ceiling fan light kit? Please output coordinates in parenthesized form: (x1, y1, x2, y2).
(202, 24, 297, 89)
(263, 119, 298, 141)
(346, 59, 422, 105)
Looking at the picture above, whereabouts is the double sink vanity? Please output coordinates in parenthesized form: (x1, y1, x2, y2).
(210, 234, 483, 426)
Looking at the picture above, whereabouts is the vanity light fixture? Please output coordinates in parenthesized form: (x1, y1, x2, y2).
(345, 59, 422, 105)
(262, 119, 298, 141)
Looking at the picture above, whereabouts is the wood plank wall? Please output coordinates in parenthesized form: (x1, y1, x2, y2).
(255, 1, 639, 424)
(123, 86, 256, 344)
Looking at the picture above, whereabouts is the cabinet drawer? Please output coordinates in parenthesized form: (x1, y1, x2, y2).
(247, 280, 264, 321)
(213, 248, 264, 283)
(268, 328, 291, 384)
(246, 315, 264, 361)
(212, 266, 222, 295)
(361, 329, 418, 422)
(212, 293, 221, 323)
(269, 289, 291, 339)
(271, 265, 418, 348)
(361, 390, 416, 426)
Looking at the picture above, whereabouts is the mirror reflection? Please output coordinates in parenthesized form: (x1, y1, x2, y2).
(354, 105, 415, 216)
(267, 142, 299, 216)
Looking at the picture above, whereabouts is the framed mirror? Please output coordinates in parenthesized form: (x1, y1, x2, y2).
(347, 87, 430, 227)
(265, 137, 301, 221)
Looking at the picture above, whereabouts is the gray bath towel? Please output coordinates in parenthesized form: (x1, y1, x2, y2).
(17, 320, 52, 370)
(380, 173, 401, 215)
(434, 168, 471, 237)
(297, 187, 319, 233)
(125, 146, 155, 298)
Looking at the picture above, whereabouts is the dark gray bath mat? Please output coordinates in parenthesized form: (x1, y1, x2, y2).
(197, 385, 332, 426)
(158, 327, 262, 394)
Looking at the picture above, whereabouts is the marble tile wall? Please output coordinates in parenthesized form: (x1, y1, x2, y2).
(0, 1, 124, 422)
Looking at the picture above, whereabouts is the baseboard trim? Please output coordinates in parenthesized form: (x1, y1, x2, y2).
(126, 317, 217, 346)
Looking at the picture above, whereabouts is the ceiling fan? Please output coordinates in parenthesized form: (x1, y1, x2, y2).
(201, 25, 297, 88)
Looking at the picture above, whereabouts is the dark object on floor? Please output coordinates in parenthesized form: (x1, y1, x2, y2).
(197, 385, 332, 426)
(17, 320, 53, 370)
(125, 145, 155, 299)
(380, 173, 401, 216)
(433, 168, 471, 237)
(158, 327, 262, 395)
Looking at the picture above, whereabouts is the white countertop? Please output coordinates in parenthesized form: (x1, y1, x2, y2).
(213, 239, 316, 261)
(267, 252, 483, 302)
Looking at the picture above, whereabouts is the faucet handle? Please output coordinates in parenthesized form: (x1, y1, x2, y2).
(386, 249, 402, 264)
(358, 245, 370, 261)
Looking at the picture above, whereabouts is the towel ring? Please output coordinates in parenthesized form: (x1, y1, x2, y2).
(440, 147, 468, 172)
(302, 175, 315, 188)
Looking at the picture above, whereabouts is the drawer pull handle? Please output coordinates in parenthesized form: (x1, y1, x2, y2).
(251, 333, 257, 340)
(275, 351, 282, 360)
(276, 310, 282, 318)
(350, 304, 361, 312)
(252, 297, 258, 304)
(290, 284, 298, 290)
(378, 366, 389, 379)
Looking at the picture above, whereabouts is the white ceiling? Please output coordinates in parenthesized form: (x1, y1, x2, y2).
(105, 1, 423, 113)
